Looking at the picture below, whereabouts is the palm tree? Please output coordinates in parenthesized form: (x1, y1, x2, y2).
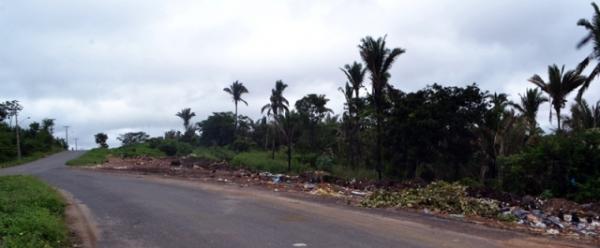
(359, 35, 405, 180)
(223, 80, 249, 130)
(276, 111, 300, 172)
(176, 108, 196, 129)
(576, 2, 600, 100)
(564, 99, 600, 131)
(511, 88, 548, 136)
(341, 62, 366, 99)
(529, 64, 587, 131)
(261, 80, 289, 159)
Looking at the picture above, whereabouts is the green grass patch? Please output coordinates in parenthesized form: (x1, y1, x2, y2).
(66, 143, 165, 166)
(0, 148, 64, 169)
(231, 150, 310, 174)
(0, 175, 69, 248)
(65, 148, 110, 166)
(331, 164, 378, 181)
(111, 143, 164, 158)
(191, 146, 236, 161)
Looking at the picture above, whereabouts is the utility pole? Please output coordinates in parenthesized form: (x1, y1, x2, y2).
(64, 125, 70, 149)
(74, 138, 78, 151)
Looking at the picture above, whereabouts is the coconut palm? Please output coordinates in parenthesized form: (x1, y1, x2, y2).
(564, 99, 600, 131)
(511, 88, 548, 135)
(576, 2, 600, 100)
(176, 108, 196, 130)
(529, 64, 587, 131)
(359, 35, 405, 180)
(223, 80, 249, 129)
(261, 80, 289, 159)
(341, 62, 366, 99)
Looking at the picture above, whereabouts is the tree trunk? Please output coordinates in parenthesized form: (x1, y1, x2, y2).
(556, 107, 562, 132)
(15, 112, 21, 160)
(287, 137, 292, 172)
(376, 104, 383, 181)
(234, 102, 238, 130)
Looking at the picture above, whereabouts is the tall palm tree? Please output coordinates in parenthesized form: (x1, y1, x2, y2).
(511, 88, 548, 135)
(529, 64, 587, 131)
(176, 108, 196, 130)
(359, 35, 405, 180)
(576, 2, 600, 100)
(341, 62, 366, 99)
(261, 80, 289, 159)
(564, 99, 600, 131)
(223, 80, 249, 129)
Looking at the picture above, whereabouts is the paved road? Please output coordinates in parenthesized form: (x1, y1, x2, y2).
(0, 152, 586, 248)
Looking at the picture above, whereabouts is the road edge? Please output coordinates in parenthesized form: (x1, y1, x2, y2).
(58, 189, 100, 248)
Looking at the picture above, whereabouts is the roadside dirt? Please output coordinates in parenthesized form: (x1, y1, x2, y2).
(81, 156, 599, 247)
(59, 189, 100, 248)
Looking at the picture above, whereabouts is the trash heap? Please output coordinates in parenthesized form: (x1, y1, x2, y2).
(500, 198, 600, 237)
(361, 181, 500, 217)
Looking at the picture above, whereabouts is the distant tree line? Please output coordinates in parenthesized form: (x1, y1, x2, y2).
(0, 101, 66, 162)
(113, 3, 600, 202)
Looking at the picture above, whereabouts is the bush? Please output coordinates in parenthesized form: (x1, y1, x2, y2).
(231, 151, 310, 174)
(112, 143, 165, 158)
(191, 147, 236, 161)
(500, 130, 600, 202)
(231, 137, 255, 152)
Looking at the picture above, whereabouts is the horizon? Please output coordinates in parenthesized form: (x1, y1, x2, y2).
(2, 0, 597, 148)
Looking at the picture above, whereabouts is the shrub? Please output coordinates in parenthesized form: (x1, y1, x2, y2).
(500, 130, 600, 202)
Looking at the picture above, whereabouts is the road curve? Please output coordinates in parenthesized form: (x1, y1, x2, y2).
(0, 152, 588, 248)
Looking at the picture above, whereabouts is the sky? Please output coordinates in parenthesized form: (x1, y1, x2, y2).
(1, 0, 598, 149)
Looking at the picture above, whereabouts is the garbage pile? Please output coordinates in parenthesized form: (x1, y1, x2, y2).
(500, 198, 600, 237)
(361, 181, 500, 217)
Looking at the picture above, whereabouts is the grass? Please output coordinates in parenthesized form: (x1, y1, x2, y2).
(191, 146, 236, 161)
(0, 148, 64, 169)
(66, 143, 165, 166)
(331, 164, 378, 181)
(0, 175, 69, 248)
(65, 148, 110, 166)
(231, 150, 310, 174)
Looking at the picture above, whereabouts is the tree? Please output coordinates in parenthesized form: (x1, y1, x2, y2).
(223, 81, 249, 130)
(197, 112, 236, 146)
(359, 35, 405, 180)
(341, 62, 366, 99)
(529, 64, 587, 132)
(511, 88, 548, 137)
(94, 133, 109, 148)
(576, 2, 600, 100)
(117, 132, 149, 146)
(261, 80, 289, 159)
(176, 108, 196, 130)
(564, 99, 600, 131)
(42, 118, 55, 134)
(276, 111, 301, 172)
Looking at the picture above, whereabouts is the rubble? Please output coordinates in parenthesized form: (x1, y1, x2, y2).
(93, 156, 600, 244)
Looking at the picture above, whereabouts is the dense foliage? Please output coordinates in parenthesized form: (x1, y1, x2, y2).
(98, 4, 600, 203)
(0, 101, 65, 164)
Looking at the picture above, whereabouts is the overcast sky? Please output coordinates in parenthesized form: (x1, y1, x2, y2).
(1, 0, 598, 149)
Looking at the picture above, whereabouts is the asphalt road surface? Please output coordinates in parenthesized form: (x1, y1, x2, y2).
(0, 152, 587, 248)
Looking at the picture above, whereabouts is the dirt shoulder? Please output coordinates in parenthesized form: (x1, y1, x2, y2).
(59, 189, 99, 248)
(75, 156, 598, 247)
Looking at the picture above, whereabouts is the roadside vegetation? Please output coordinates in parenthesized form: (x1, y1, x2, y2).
(0, 175, 69, 248)
(0, 102, 66, 168)
(71, 3, 600, 204)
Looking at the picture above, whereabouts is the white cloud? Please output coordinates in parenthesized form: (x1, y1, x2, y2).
(1, 0, 597, 148)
